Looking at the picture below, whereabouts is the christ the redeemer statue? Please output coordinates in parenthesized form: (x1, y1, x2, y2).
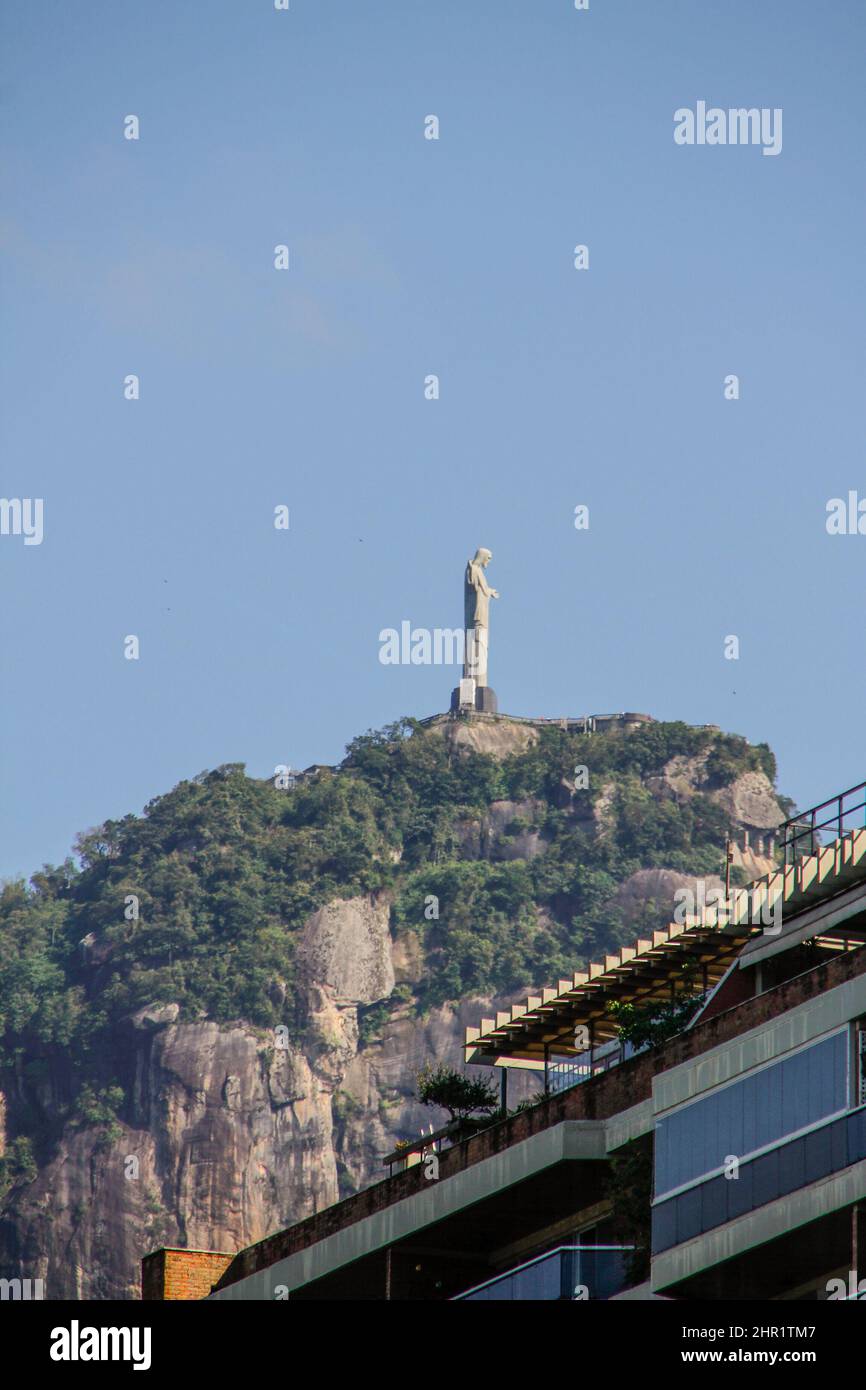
(451, 547, 499, 714)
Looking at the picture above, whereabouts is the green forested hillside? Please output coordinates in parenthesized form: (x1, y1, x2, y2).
(0, 717, 779, 1193)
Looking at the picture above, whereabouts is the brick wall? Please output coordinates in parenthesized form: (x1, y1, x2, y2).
(141, 1247, 234, 1301)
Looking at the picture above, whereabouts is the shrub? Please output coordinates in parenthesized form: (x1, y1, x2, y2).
(416, 1064, 499, 1124)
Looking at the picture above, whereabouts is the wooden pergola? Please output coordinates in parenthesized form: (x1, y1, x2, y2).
(465, 827, 866, 1070)
(464, 917, 751, 1067)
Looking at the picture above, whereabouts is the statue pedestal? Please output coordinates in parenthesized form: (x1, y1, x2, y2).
(450, 686, 498, 715)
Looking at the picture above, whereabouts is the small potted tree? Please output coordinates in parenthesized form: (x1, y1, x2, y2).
(416, 1063, 500, 1142)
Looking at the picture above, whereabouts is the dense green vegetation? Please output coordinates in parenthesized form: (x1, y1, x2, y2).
(0, 716, 779, 1175)
(608, 993, 707, 1050)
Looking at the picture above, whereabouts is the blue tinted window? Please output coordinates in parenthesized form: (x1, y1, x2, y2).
(741, 1070, 759, 1156)
(781, 1047, 806, 1135)
(803, 1123, 833, 1184)
(751, 1147, 780, 1207)
(655, 1031, 848, 1197)
(700, 1175, 727, 1231)
(677, 1186, 702, 1244)
(652, 1199, 677, 1254)
(653, 1106, 866, 1255)
(727, 1158, 754, 1221)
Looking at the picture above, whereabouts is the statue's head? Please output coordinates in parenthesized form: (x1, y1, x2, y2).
(473, 547, 492, 567)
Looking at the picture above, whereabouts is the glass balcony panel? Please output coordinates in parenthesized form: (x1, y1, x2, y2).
(453, 1245, 633, 1301)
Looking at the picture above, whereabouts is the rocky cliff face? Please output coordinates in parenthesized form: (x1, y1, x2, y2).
(0, 722, 787, 1300)
(0, 918, 519, 1300)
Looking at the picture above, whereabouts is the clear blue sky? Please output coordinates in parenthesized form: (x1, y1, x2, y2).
(2, 0, 865, 880)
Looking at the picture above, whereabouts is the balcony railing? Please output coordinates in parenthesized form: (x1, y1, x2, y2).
(780, 780, 866, 865)
(452, 1245, 634, 1301)
(548, 1037, 646, 1094)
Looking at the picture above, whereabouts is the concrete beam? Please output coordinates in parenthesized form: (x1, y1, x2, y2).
(605, 1098, 655, 1151)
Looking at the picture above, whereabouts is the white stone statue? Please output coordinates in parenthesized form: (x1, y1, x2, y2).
(464, 547, 499, 688)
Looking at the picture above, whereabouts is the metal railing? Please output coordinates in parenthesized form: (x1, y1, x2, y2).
(383, 1114, 509, 1175)
(780, 780, 866, 865)
(382, 1124, 453, 1176)
(547, 1038, 646, 1094)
